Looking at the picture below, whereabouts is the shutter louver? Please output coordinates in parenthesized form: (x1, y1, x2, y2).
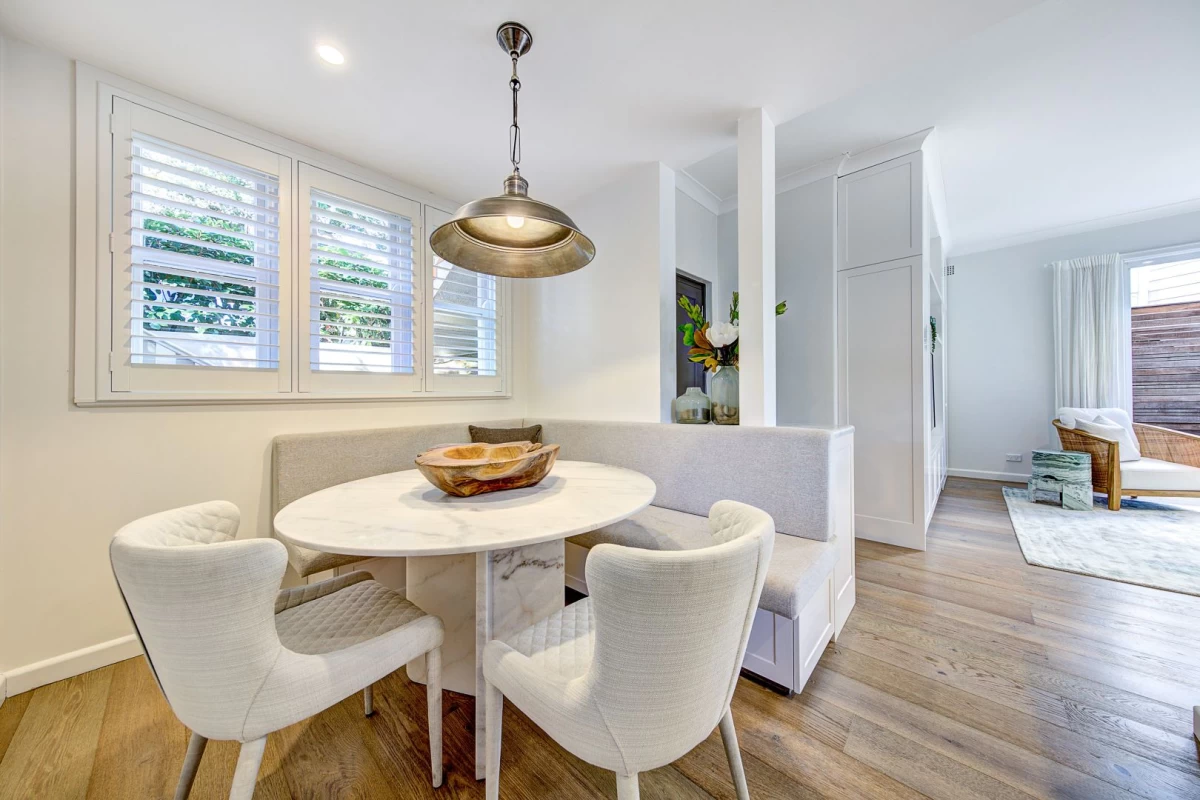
(432, 254, 498, 376)
(128, 133, 281, 370)
(309, 188, 416, 373)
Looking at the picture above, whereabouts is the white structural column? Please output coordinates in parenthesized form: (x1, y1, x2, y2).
(736, 108, 777, 426)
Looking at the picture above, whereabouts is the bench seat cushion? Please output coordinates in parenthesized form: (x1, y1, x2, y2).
(569, 505, 837, 619)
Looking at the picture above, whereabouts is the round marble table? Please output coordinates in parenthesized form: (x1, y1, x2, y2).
(274, 460, 655, 779)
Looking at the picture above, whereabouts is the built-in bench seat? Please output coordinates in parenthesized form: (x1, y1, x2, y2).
(570, 506, 838, 620)
(272, 418, 855, 694)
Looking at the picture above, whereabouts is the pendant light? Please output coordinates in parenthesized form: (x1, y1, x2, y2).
(429, 22, 595, 278)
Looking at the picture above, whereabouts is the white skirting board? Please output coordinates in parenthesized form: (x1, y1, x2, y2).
(947, 467, 1031, 483)
(4, 634, 142, 696)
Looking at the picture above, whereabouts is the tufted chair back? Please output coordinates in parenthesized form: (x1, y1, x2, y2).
(109, 501, 288, 740)
(583, 500, 774, 773)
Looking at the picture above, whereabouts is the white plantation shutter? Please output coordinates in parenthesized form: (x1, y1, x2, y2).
(128, 133, 282, 369)
(298, 165, 423, 393)
(109, 99, 292, 396)
(431, 254, 498, 376)
(422, 206, 505, 393)
(308, 189, 415, 373)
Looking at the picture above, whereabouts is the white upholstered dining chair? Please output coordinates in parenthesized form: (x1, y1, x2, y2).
(482, 500, 775, 800)
(109, 501, 445, 800)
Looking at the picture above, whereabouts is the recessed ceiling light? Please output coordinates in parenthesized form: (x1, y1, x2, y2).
(317, 45, 345, 65)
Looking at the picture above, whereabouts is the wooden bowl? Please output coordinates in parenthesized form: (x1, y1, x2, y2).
(415, 441, 560, 497)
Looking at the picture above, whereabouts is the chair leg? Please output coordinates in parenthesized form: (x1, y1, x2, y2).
(228, 736, 267, 800)
(363, 684, 374, 717)
(173, 731, 208, 800)
(1108, 492, 1121, 511)
(427, 646, 443, 788)
(616, 772, 640, 800)
(719, 709, 750, 800)
(484, 680, 504, 800)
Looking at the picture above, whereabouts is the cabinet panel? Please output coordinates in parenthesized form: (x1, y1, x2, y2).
(838, 153, 922, 270)
(838, 258, 925, 549)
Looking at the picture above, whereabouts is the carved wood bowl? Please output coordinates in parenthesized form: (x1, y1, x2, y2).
(414, 441, 560, 497)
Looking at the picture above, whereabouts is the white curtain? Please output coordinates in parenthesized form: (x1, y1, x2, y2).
(1051, 253, 1125, 411)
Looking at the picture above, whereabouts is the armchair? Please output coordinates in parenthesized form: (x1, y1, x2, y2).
(1054, 420, 1200, 510)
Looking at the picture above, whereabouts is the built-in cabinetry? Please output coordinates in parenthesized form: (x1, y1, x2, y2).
(836, 137, 947, 550)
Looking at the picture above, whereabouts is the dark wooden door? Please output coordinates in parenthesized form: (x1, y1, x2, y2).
(676, 274, 707, 398)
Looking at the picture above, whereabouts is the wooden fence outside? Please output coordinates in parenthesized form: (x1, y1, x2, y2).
(1132, 300, 1200, 435)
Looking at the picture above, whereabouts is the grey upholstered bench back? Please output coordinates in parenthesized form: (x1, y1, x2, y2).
(536, 420, 851, 543)
(272, 417, 850, 548)
(272, 419, 524, 516)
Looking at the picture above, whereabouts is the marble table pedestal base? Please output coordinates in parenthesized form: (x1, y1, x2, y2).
(405, 540, 565, 779)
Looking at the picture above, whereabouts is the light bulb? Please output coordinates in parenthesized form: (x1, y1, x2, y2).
(505, 215, 526, 229)
(317, 45, 345, 65)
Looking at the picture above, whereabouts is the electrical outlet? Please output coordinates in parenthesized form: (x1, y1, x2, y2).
(1005, 453, 1023, 463)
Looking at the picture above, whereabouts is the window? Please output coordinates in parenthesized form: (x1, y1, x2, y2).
(1125, 244, 1200, 434)
(129, 134, 281, 372)
(425, 208, 506, 393)
(110, 99, 292, 396)
(79, 84, 508, 404)
(299, 165, 423, 394)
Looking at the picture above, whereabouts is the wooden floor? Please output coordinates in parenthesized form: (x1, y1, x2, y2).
(2, 478, 1198, 799)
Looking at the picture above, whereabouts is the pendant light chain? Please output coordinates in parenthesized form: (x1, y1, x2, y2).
(509, 54, 522, 174)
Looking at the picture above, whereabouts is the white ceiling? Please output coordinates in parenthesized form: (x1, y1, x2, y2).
(684, 0, 1200, 254)
(0, 0, 1040, 211)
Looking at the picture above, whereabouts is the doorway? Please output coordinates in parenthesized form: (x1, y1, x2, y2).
(676, 273, 707, 398)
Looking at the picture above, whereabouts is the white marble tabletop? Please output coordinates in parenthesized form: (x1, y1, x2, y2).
(274, 460, 656, 557)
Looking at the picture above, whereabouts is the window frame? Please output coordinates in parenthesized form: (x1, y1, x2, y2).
(75, 64, 511, 405)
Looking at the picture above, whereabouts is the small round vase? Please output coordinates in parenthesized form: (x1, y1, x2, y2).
(710, 366, 739, 425)
(675, 386, 711, 424)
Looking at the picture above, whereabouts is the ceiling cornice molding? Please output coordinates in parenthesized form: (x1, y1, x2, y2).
(715, 154, 846, 215)
(838, 127, 934, 176)
(950, 196, 1200, 258)
(674, 168, 722, 215)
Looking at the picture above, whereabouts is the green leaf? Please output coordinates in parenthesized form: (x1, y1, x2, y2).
(776, 300, 788, 316)
(678, 322, 695, 347)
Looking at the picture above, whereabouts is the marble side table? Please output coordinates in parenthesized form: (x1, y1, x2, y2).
(274, 460, 656, 779)
(1029, 449, 1092, 510)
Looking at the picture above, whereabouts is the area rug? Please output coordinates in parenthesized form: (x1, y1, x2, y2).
(1002, 487, 1200, 596)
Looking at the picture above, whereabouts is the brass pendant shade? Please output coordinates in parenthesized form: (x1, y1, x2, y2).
(430, 22, 595, 278)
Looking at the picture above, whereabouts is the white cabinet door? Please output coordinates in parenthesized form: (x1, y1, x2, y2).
(837, 152, 923, 270)
(838, 258, 926, 550)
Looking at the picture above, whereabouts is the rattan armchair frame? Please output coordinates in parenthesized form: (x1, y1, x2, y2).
(1053, 419, 1200, 510)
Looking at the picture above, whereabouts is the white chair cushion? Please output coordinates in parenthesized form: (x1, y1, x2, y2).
(275, 579, 430, 655)
(1120, 458, 1200, 493)
(1077, 415, 1141, 462)
(504, 598, 594, 680)
(569, 505, 836, 619)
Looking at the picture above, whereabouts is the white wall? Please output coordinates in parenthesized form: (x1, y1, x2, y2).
(715, 177, 838, 426)
(948, 208, 1200, 480)
(527, 163, 676, 422)
(777, 177, 838, 426)
(0, 38, 531, 681)
(675, 188, 718, 293)
(717, 210, 738, 321)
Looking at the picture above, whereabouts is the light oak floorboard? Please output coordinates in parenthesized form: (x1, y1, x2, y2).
(0, 478, 1197, 799)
